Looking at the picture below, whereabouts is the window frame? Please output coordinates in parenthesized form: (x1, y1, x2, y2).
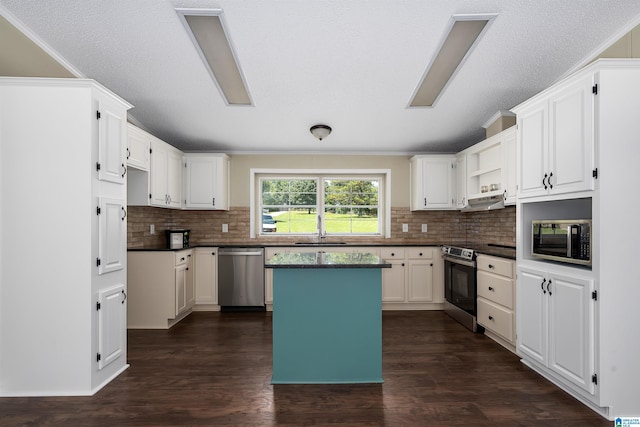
(250, 169, 391, 238)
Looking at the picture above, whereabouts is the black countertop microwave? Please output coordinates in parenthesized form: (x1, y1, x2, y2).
(532, 219, 591, 266)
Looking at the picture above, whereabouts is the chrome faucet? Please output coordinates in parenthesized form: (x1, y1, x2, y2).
(317, 215, 325, 243)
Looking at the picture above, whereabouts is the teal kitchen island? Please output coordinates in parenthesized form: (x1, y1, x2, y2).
(265, 251, 391, 384)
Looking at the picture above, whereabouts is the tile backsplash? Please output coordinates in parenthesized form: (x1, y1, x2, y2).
(127, 206, 515, 249)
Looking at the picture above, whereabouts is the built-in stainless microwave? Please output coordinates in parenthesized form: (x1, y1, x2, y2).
(532, 220, 591, 266)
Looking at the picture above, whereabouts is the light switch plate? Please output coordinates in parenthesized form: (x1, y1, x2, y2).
(222, 224, 229, 233)
(150, 224, 155, 235)
(402, 224, 408, 233)
(421, 224, 428, 233)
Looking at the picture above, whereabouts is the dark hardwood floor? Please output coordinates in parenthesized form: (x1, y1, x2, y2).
(1, 311, 609, 426)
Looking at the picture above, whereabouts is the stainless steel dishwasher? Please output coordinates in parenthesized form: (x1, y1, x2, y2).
(218, 247, 265, 311)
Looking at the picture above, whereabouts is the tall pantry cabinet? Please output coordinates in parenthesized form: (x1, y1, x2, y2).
(513, 60, 640, 420)
(0, 78, 132, 396)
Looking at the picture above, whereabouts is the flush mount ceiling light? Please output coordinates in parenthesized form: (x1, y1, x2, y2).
(310, 125, 332, 141)
(176, 8, 252, 106)
(409, 14, 497, 108)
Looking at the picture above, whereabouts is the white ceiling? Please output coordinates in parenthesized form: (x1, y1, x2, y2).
(2, 0, 640, 154)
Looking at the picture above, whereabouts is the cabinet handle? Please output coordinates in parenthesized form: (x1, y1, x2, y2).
(488, 286, 494, 291)
(543, 173, 548, 190)
(541, 278, 547, 294)
(462, 197, 466, 205)
(547, 172, 553, 190)
(121, 290, 127, 304)
(424, 197, 427, 207)
(503, 190, 507, 201)
(121, 163, 127, 178)
(547, 280, 552, 296)
(212, 197, 215, 206)
(121, 206, 127, 221)
(126, 147, 131, 159)
(488, 315, 494, 321)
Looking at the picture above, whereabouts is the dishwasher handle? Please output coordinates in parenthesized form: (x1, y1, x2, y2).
(219, 249, 264, 256)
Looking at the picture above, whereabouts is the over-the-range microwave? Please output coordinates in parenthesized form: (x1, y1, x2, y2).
(532, 219, 591, 266)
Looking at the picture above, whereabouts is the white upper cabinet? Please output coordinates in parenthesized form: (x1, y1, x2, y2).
(183, 154, 230, 210)
(410, 155, 455, 210)
(455, 154, 467, 209)
(150, 138, 183, 208)
(97, 100, 128, 185)
(514, 73, 595, 200)
(126, 123, 150, 171)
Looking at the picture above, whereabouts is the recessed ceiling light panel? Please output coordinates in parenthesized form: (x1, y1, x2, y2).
(176, 8, 252, 106)
(409, 13, 497, 108)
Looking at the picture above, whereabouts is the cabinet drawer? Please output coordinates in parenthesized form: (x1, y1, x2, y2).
(477, 271, 514, 309)
(407, 247, 432, 260)
(477, 298, 514, 343)
(175, 252, 189, 266)
(380, 248, 405, 259)
(477, 255, 514, 278)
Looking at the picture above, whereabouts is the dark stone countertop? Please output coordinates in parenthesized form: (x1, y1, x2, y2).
(265, 251, 391, 269)
(472, 244, 516, 260)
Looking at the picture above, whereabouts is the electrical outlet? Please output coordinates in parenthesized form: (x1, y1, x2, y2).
(421, 224, 428, 233)
(150, 224, 155, 235)
(402, 224, 408, 233)
(222, 224, 229, 233)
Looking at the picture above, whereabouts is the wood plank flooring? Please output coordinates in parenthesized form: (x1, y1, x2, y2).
(0, 311, 609, 426)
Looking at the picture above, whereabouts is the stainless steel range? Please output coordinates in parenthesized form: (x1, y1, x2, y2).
(441, 245, 482, 332)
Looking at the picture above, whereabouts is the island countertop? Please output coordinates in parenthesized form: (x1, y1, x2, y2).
(265, 251, 391, 269)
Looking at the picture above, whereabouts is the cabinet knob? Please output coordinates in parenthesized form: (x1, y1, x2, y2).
(186, 267, 189, 271)
(430, 263, 433, 267)
(488, 315, 494, 321)
(401, 263, 405, 267)
(391, 253, 395, 256)
(488, 264, 494, 269)
(212, 252, 215, 255)
(488, 286, 494, 291)
(419, 252, 423, 256)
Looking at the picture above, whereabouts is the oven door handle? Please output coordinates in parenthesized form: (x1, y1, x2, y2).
(443, 255, 476, 268)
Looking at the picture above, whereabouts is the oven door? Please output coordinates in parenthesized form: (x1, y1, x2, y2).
(444, 256, 477, 315)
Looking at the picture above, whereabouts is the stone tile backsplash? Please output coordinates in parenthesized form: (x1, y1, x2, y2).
(127, 206, 515, 249)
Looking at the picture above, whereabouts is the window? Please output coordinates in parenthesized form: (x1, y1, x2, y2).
(254, 171, 389, 237)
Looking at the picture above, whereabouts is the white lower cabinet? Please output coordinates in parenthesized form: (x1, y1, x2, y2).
(476, 255, 516, 352)
(97, 284, 127, 370)
(127, 249, 195, 329)
(381, 247, 444, 310)
(517, 264, 596, 395)
(194, 248, 219, 310)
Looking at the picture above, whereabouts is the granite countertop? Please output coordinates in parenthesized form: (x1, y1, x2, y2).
(265, 251, 392, 269)
(472, 244, 516, 260)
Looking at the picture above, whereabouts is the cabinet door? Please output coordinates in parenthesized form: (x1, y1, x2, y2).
(547, 272, 595, 394)
(97, 284, 126, 370)
(502, 130, 517, 205)
(175, 265, 187, 316)
(548, 73, 595, 196)
(382, 261, 405, 302)
(517, 103, 549, 199)
(407, 261, 433, 302)
(186, 252, 195, 308)
(455, 155, 467, 208)
(516, 267, 547, 365)
(183, 156, 228, 209)
(422, 157, 454, 209)
(195, 249, 218, 305)
(127, 124, 150, 171)
(97, 100, 127, 184)
(150, 140, 169, 206)
(97, 197, 126, 275)
(166, 148, 183, 208)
